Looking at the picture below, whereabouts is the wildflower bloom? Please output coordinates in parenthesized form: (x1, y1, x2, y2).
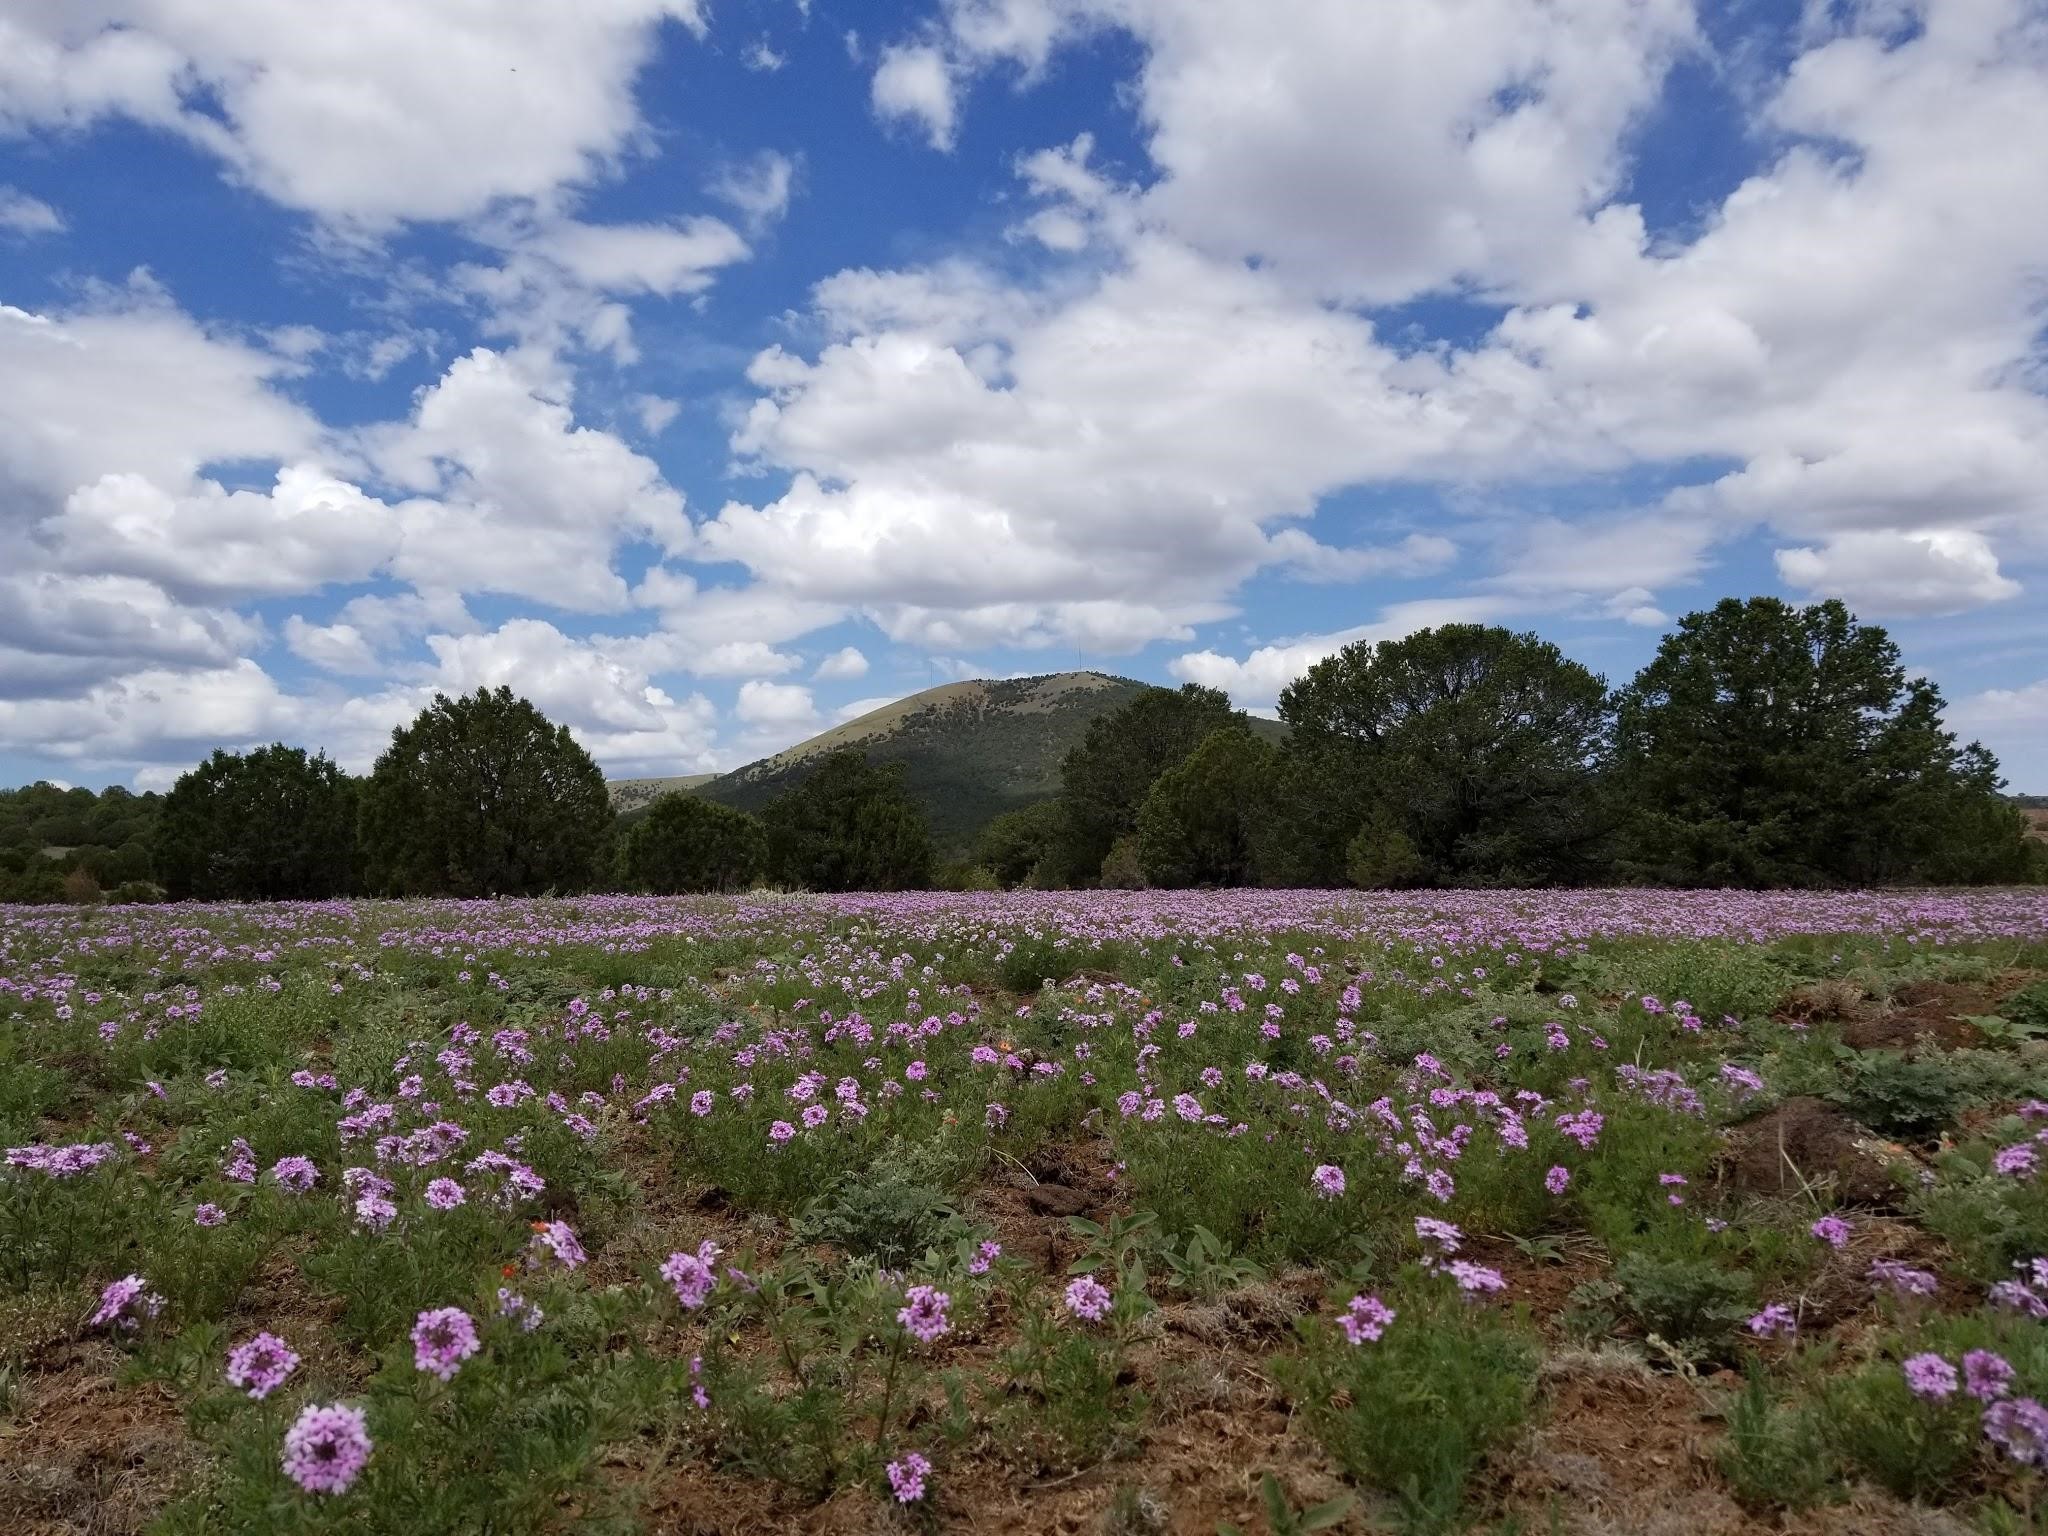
(1544, 1165, 1570, 1195)
(887, 1450, 932, 1503)
(1809, 1215, 1852, 1250)
(1983, 1398, 2048, 1466)
(410, 1307, 481, 1382)
(1867, 1258, 1938, 1299)
(529, 1221, 586, 1270)
(1902, 1353, 1958, 1400)
(225, 1332, 300, 1399)
(1963, 1350, 2015, 1402)
(193, 1202, 227, 1227)
(659, 1241, 722, 1309)
(497, 1289, 544, 1332)
(1992, 1143, 2039, 1178)
(1414, 1217, 1461, 1254)
(1447, 1261, 1507, 1296)
(1064, 1274, 1113, 1322)
(281, 1403, 372, 1495)
(768, 1120, 796, 1144)
(898, 1285, 951, 1343)
(423, 1177, 466, 1210)
(1338, 1293, 1395, 1345)
(270, 1155, 320, 1192)
(1747, 1304, 1797, 1339)
(1310, 1163, 1345, 1199)
(90, 1274, 164, 1331)
(967, 1240, 1002, 1276)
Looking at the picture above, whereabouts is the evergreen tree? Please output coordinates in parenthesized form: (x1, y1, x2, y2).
(154, 744, 358, 900)
(761, 751, 935, 891)
(620, 794, 766, 893)
(973, 799, 1068, 887)
(1136, 726, 1277, 887)
(1613, 597, 2028, 886)
(358, 688, 611, 896)
(1056, 683, 1239, 882)
(1278, 624, 1613, 887)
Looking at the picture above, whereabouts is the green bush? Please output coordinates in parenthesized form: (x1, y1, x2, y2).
(1612, 1249, 1754, 1355)
(1283, 1284, 1537, 1533)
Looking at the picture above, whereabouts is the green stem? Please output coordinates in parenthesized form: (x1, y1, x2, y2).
(873, 1328, 907, 1460)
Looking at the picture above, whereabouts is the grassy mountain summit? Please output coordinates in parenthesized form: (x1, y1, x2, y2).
(674, 672, 1151, 849)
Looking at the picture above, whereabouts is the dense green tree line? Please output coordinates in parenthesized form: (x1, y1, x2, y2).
(1, 597, 2037, 902)
(972, 598, 2039, 891)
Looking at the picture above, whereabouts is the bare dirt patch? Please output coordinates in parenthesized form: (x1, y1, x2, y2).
(1717, 1096, 1918, 1207)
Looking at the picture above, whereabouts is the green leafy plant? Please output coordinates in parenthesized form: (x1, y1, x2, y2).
(1281, 1284, 1538, 1534)
(1218, 1472, 1355, 1536)
(1612, 1249, 1754, 1354)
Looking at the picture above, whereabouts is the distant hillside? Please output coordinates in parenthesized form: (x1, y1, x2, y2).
(608, 774, 716, 813)
(698, 672, 1151, 849)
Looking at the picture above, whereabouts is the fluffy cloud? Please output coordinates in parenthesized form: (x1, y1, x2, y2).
(814, 646, 869, 680)
(734, 678, 818, 727)
(710, 151, 797, 234)
(871, 44, 957, 149)
(0, 185, 63, 234)
(0, 285, 319, 498)
(1775, 529, 2022, 616)
(0, 0, 710, 226)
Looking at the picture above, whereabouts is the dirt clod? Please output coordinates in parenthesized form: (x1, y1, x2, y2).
(1719, 1096, 1916, 1206)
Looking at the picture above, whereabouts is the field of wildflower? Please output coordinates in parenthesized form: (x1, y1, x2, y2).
(5, 888, 2048, 1535)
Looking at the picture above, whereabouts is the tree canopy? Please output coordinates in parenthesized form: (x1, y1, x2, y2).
(1057, 683, 1241, 882)
(1613, 597, 2030, 886)
(1136, 726, 1278, 888)
(154, 744, 358, 900)
(1278, 624, 1613, 886)
(761, 750, 936, 892)
(620, 794, 766, 894)
(358, 687, 612, 896)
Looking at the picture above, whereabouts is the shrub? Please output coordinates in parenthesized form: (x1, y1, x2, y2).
(1612, 1249, 1755, 1354)
(1283, 1283, 1538, 1533)
(1716, 1367, 1835, 1511)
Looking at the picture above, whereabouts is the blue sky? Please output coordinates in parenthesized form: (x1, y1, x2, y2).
(1, 0, 2045, 791)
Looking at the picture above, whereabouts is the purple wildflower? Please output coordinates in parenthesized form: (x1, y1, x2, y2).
(1338, 1293, 1395, 1345)
(1867, 1258, 1938, 1299)
(1544, 1165, 1570, 1195)
(410, 1307, 480, 1382)
(423, 1177, 466, 1210)
(1809, 1215, 1852, 1250)
(225, 1332, 300, 1400)
(1983, 1398, 2048, 1466)
(659, 1241, 723, 1309)
(1747, 1304, 1796, 1339)
(193, 1202, 227, 1227)
(529, 1220, 585, 1269)
(1064, 1274, 1113, 1322)
(898, 1285, 951, 1343)
(1902, 1353, 1958, 1400)
(269, 1155, 319, 1193)
(886, 1450, 931, 1503)
(281, 1403, 372, 1495)
(1310, 1163, 1345, 1199)
(90, 1274, 163, 1331)
(1447, 1261, 1506, 1296)
(1963, 1350, 2014, 1403)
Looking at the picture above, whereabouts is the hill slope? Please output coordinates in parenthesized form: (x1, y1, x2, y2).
(698, 672, 1151, 849)
(607, 774, 717, 814)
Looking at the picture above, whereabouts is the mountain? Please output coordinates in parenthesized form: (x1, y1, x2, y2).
(607, 774, 717, 814)
(686, 672, 1153, 849)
